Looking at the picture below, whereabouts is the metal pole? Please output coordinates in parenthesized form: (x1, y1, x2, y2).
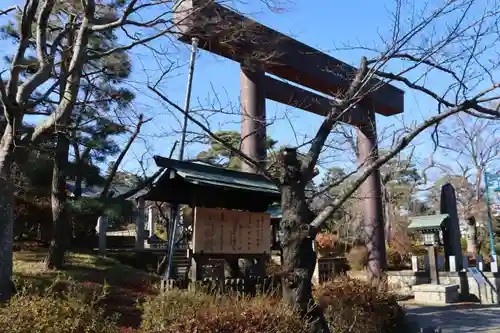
(165, 37, 199, 281)
(179, 37, 199, 161)
(484, 172, 496, 260)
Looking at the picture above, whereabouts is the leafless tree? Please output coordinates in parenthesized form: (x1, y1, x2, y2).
(437, 113, 499, 203)
(432, 113, 499, 254)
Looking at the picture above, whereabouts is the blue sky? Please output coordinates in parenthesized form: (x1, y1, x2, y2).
(122, 0, 434, 176)
(1, 0, 498, 184)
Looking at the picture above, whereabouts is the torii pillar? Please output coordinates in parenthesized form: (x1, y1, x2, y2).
(357, 109, 386, 280)
(238, 66, 267, 277)
(240, 67, 267, 172)
(240, 68, 387, 280)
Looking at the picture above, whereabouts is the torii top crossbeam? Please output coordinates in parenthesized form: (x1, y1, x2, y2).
(173, 0, 404, 117)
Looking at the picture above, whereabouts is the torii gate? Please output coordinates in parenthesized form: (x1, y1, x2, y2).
(173, 0, 405, 267)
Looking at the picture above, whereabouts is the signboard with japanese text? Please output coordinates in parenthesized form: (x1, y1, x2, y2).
(192, 207, 271, 254)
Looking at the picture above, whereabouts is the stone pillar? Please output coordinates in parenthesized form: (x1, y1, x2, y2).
(411, 256, 419, 272)
(135, 197, 145, 250)
(449, 256, 457, 272)
(428, 246, 440, 284)
(148, 206, 155, 238)
(491, 255, 499, 273)
(357, 110, 386, 280)
(96, 216, 107, 255)
(312, 258, 320, 284)
(462, 256, 469, 269)
(240, 67, 266, 172)
(476, 255, 483, 271)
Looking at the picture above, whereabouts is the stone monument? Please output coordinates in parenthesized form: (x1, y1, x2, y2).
(440, 183, 463, 271)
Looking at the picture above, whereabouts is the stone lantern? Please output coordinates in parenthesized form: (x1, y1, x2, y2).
(408, 214, 459, 304)
(408, 214, 448, 284)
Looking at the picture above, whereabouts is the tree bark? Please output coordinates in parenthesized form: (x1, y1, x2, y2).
(45, 132, 70, 269)
(73, 175, 83, 198)
(382, 186, 391, 244)
(72, 144, 90, 199)
(466, 216, 477, 256)
(474, 167, 482, 203)
(72, 143, 84, 199)
(279, 149, 330, 333)
(0, 122, 15, 301)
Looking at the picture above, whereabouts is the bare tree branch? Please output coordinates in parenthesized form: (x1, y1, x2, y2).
(148, 85, 278, 183)
(89, 0, 139, 32)
(87, 28, 173, 60)
(310, 99, 496, 230)
(117, 141, 178, 200)
(6, 0, 39, 103)
(29, 0, 94, 142)
(16, 2, 66, 105)
(100, 114, 150, 197)
(0, 6, 17, 16)
(301, 57, 369, 180)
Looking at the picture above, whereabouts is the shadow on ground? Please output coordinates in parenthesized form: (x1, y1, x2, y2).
(13, 248, 160, 329)
(404, 303, 500, 332)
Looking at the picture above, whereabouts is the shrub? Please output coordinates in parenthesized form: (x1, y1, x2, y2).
(386, 247, 403, 270)
(347, 244, 368, 271)
(140, 289, 309, 333)
(315, 275, 407, 333)
(265, 257, 283, 276)
(0, 282, 120, 333)
(460, 237, 468, 253)
(315, 232, 336, 257)
(410, 241, 428, 256)
(386, 247, 411, 270)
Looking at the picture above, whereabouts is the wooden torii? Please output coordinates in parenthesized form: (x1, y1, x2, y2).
(173, 0, 405, 267)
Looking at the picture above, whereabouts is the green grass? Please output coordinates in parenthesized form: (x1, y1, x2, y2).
(15, 247, 158, 286)
(12, 244, 160, 330)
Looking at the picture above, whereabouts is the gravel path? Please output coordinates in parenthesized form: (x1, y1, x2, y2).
(403, 303, 500, 332)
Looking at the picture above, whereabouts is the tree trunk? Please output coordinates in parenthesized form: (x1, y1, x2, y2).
(73, 173, 83, 198)
(45, 133, 70, 270)
(474, 168, 482, 203)
(279, 150, 330, 333)
(382, 186, 391, 245)
(466, 216, 477, 256)
(0, 122, 15, 302)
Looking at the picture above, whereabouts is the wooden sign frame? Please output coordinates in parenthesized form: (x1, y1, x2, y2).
(192, 207, 271, 254)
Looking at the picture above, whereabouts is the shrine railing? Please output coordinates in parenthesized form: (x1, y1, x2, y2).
(409, 254, 499, 273)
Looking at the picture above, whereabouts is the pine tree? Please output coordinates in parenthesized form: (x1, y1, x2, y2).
(42, 0, 135, 269)
(0, 0, 170, 293)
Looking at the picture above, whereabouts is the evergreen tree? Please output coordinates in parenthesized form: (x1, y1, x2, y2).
(1, 0, 136, 269)
(196, 130, 278, 170)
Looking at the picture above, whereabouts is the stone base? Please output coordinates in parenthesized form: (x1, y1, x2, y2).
(412, 284, 459, 304)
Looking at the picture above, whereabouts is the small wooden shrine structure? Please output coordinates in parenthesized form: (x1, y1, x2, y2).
(141, 156, 281, 284)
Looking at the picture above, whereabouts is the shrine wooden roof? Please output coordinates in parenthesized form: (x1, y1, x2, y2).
(408, 214, 449, 231)
(141, 156, 280, 211)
